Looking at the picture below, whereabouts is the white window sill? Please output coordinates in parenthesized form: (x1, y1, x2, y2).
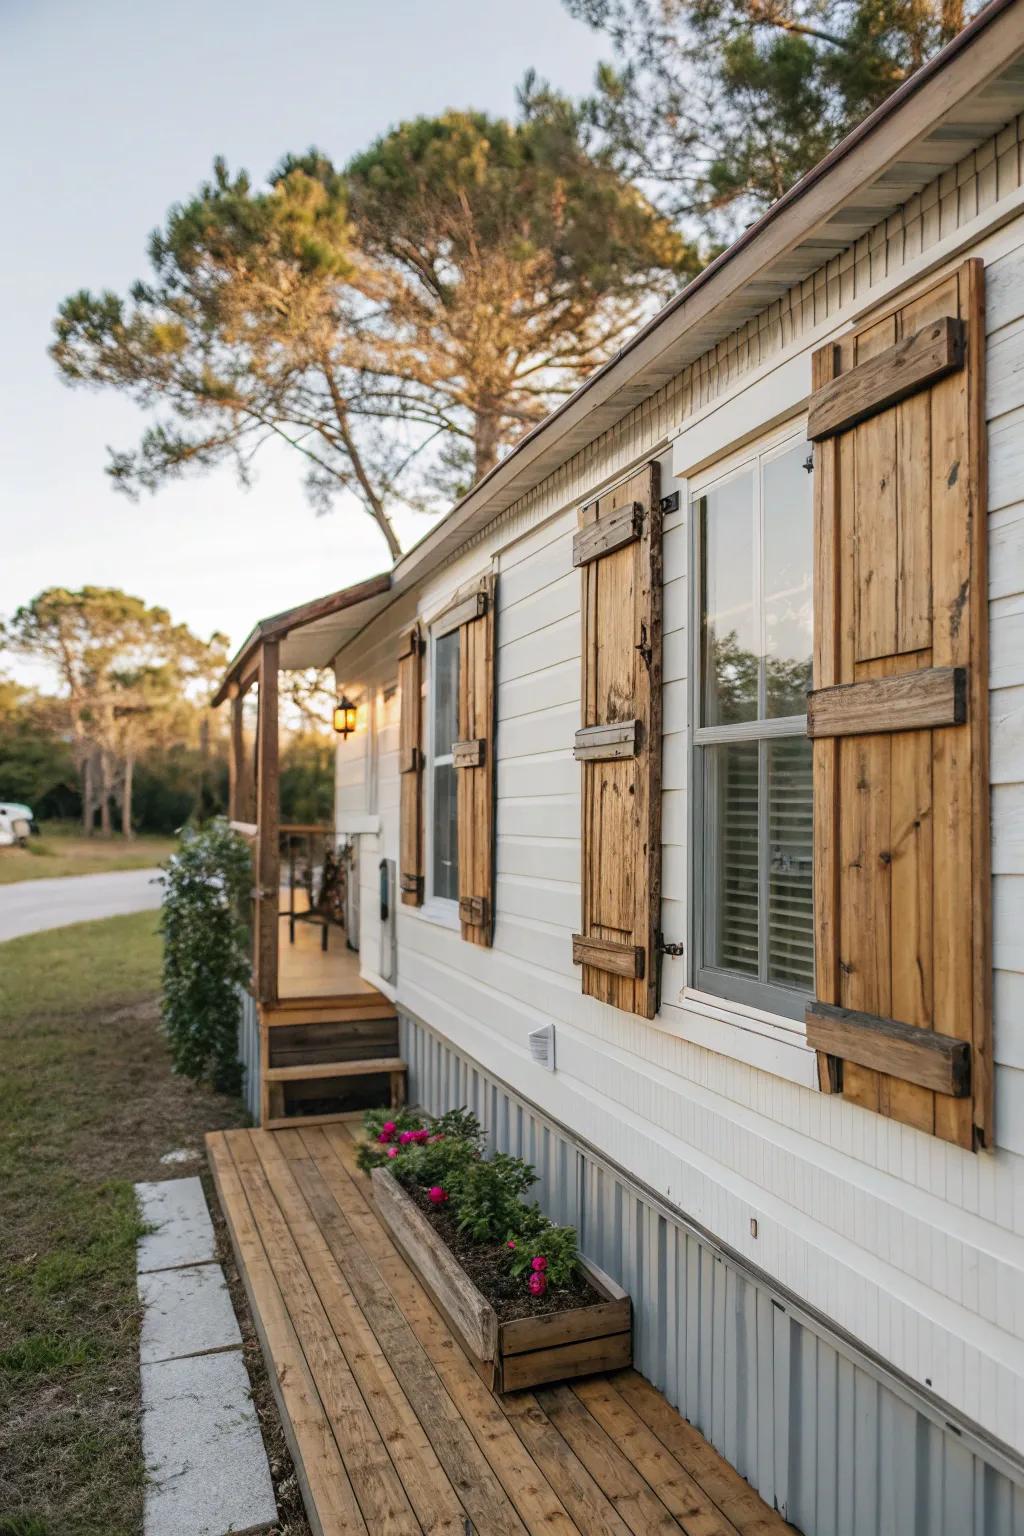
(654, 986, 817, 1088)
(415, 899, 461, 932)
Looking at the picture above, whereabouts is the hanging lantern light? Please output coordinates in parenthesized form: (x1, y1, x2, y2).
(333, 694, 357, 737)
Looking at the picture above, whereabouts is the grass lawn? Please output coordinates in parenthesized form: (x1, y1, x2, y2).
(0, 824, 178, 885)
(0, 912, 262, 1536)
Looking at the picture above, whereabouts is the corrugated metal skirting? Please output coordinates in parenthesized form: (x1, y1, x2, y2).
(238, 987, 260, 1123)
(400, 1010, 1024, 1536)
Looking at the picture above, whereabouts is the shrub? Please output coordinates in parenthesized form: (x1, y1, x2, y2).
(159, 818, 251, 1093)
(447, 1152, 538, 1244)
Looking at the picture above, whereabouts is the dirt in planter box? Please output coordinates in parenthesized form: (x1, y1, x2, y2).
(403, 1182, 601, 1323)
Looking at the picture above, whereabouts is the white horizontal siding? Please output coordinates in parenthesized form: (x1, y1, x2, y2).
(328, 156, 1024, 1454)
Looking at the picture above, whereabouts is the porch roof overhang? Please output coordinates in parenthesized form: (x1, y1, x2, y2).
(212, 571, 392, 706)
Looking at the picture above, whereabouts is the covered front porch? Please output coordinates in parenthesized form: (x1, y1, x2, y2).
(213, 574, 401, 1128)
(209, 1121, 794, 1536)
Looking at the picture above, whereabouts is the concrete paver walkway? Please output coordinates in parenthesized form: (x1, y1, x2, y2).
(135, 1176, 276, 1536)
(0, 866, 162, 942)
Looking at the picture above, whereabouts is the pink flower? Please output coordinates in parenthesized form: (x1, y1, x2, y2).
(399, 1130, 415, 1145)
(381, 1120, 396, 1135)
(429, 1133, 445, 1142)
(387, 1147, 399, 1159)
(531, 1256, 547, 1272)
(377, 1130, 392, 1144)
(428, 1186, 448, 1205)
(528, 1271, 547, 1297)
(412, 1129, 430, 1143)
(506, 1240, 517, 1250)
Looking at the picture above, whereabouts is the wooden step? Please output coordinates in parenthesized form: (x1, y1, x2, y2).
(263, 999, 397, 1027)
(267, 1016, 400, 1072)
(265, 1057, 407, 1084)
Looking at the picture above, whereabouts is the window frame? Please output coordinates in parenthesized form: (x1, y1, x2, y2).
(688, 425, 814, 1023)
(423, 613, 462, 923)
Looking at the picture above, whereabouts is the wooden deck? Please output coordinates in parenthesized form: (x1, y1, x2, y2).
(277, 902, 376, 1001)
(209, 1124, 793, 1536)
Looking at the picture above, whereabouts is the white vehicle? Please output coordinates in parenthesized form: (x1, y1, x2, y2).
(0, 802, 34, 847)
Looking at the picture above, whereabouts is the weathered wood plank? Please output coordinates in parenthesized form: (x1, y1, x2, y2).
(207, 1132, 370, 1536)
(574, 1378, 744, 1536)
(572, 933, 644, 979)
(806, 666, 966, 738)
(458, 895, 487, 927)
(572, 501, 643, 566)
(501, 1298, 631, 1357)
(805, 1002, 971, 1096)
(435, 587, 489, 634)
(807, 315, 964, 440)
(452, 737, 486, 768)
(501, 1333, 632, 1393)
(265, 1056, 408, 1084)
(457, 578, 496, 946)
(370, 1167, 498, 1365)
(311, 1131, 569, 1535)
(573, 720, 640, 761)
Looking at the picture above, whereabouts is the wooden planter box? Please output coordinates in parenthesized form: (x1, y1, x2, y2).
(370, 1166, 631, 1391)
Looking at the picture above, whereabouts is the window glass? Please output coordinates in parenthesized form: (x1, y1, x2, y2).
(699, 469, 757, 725)
(430, 629, 459, 902)
(693, 435, 814, 1019)
(433, 630, 459, 758)
(767, 736, 814, 991)
(703, 742, 759, 978)
(763, 444, 813, 718)
(432, 763, 458, 901)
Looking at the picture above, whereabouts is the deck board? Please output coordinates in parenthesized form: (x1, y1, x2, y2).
(277, 897, 377, 1000)
(208, 1125, 794, 1536)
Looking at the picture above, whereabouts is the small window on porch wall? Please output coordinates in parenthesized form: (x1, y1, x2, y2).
(692, 436, 814, 1021)
(429, 627, 459, 903)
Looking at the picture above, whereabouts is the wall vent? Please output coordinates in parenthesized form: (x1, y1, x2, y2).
(528, 1024, 555, 1072)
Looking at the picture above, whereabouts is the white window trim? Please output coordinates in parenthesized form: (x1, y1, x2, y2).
(686, 420, 815, 1028)
(423, 621, 460, 923)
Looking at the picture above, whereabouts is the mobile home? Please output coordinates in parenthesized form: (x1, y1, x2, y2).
(215, 6, 1024, 1526)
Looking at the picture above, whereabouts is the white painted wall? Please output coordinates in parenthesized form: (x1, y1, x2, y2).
(330, 202, 1024, 1454)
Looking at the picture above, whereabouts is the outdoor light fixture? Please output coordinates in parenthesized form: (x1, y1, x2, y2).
(333, 695, 357, 738)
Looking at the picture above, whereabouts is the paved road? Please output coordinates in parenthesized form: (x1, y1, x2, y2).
(0, 867, 163, 943)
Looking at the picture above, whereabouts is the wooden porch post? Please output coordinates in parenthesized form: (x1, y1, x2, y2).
(255, 641, 280, 1005)
(228, 683, 242, 822)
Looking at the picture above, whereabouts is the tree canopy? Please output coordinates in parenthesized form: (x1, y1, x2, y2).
(1, 588, 226, 835)
(52, 105, 696, 562)
(563, 0, 981, 238)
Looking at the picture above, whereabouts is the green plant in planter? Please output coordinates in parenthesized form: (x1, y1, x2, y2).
(507, 1222, 578, 1288)
(160, 817, 251, 1093)
(448, 1152, 538, 1244)
(397, 1132, 479, 1189)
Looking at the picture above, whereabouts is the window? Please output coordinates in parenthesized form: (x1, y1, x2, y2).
(428, 626, 459, 903)
(692, 436, 814, 1020)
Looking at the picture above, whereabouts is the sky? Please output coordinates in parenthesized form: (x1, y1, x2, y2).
(0, 0, 607, 685)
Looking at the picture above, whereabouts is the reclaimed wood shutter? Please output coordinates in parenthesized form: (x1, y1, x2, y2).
(398, 625, 424, 906)
(572, 462, 662, 1019)
(455, 575, 496, 945)
(806, 259, 991, 1150)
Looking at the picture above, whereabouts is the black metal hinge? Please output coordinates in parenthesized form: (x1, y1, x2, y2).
(654, 930, 685, 1014)
(660, 490, 680, 514)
